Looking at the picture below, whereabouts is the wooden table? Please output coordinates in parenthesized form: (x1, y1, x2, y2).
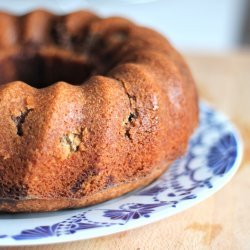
(5, 51, 250, 250)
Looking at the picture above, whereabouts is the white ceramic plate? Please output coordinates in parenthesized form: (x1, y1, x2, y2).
(0, 102, 243, 246)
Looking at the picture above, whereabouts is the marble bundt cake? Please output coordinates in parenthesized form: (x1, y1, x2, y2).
(0, 10, 198, 212)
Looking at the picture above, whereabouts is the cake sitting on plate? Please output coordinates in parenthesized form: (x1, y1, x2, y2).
(0, 10, 198, 212)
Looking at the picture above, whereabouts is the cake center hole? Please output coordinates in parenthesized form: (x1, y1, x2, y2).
(0, 50, 98, 88)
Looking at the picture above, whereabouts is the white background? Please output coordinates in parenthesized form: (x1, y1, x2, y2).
(0, 0, 247, 52)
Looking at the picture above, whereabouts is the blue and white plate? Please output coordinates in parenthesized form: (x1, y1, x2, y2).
(0, 102, 243, 246)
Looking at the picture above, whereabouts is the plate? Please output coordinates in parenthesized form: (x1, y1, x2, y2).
(0, 102, 243, 246)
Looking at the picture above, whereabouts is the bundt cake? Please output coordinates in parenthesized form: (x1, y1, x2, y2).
(0, 10, 198, 212)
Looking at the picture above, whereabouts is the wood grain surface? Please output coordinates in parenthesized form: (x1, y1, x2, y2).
(3, 51, 250, 250)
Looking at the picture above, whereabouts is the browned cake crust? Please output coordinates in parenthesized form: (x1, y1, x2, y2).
(0, 10, 199, 212)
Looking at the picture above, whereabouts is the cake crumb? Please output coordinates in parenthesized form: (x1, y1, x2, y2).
(60, 131, 82, 158)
